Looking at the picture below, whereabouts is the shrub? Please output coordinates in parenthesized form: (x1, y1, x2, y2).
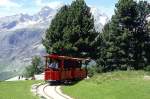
(87, 65, 97, 77)
(144, 65, 150, 72)
(24, 65, 35, 78)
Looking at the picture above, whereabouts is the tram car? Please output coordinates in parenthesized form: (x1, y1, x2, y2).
(44, 54, 88, 82)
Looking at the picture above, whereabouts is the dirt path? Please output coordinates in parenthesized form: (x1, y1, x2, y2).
(34, 84, 72, 99)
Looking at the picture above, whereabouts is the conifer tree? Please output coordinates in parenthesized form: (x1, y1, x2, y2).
(131, 1, 150, 69)
(108, 0, 138, 71)
(97, 0, 150, 71)
(42, 5, 69, 54)
(43, 0, 98, 58)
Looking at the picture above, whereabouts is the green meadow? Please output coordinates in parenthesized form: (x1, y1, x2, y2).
(0, 80, 42, 99)
(63, 71, 150, 99)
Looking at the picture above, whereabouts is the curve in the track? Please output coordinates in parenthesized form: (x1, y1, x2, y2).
(54, 86, 70, 99)
(37, 84, 71, 99)
(43, 85, 54, 99)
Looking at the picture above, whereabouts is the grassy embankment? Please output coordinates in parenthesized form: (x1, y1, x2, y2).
(63, 71, 150, 99)
(0, 80, 42, 99)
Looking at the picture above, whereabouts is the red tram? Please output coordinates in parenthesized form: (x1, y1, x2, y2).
(44, 54, 88, 82)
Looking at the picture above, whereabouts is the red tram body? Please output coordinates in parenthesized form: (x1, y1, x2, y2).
(44, 54, 87, 82)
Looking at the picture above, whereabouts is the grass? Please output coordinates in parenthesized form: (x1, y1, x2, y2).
(62, 71, 150, 99)
(0, 80, 42, 99)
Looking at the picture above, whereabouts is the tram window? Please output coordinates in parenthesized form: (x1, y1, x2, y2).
(75, 61, 82, 68)
(64, 60, 81, 68)
(64, 60, 70, 68)
(48, 59, 59, 69)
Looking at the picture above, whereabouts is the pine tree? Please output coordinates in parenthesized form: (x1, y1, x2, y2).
(121, 1, 150, 69)
(107, 0, 138, 71)
(131, 1, 150, 69)
(42, 5, 69, 54)
(96, 22, 112, 72)
(97, 0, 150, 71)
(43, 0, 98, 58)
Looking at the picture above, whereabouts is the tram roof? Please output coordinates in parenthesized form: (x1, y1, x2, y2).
(44, 54, 87, 61)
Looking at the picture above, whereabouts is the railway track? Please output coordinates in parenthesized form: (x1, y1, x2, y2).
(54, 86, 71, 99)
(43, 84, 54, 99)
(37, 84, 72, 99)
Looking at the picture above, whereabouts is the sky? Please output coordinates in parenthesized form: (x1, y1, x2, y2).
(0, 0, 149, 18)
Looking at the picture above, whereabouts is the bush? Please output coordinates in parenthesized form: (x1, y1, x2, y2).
(87, 65, 97, 77)
(24, 65, 35, 78)
(144, 65, 150, 72)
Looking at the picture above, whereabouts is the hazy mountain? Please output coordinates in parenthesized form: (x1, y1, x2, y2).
(0, 6, 57, 31)
(91, 7, 109, 32)
(0, 6, 109, 80)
